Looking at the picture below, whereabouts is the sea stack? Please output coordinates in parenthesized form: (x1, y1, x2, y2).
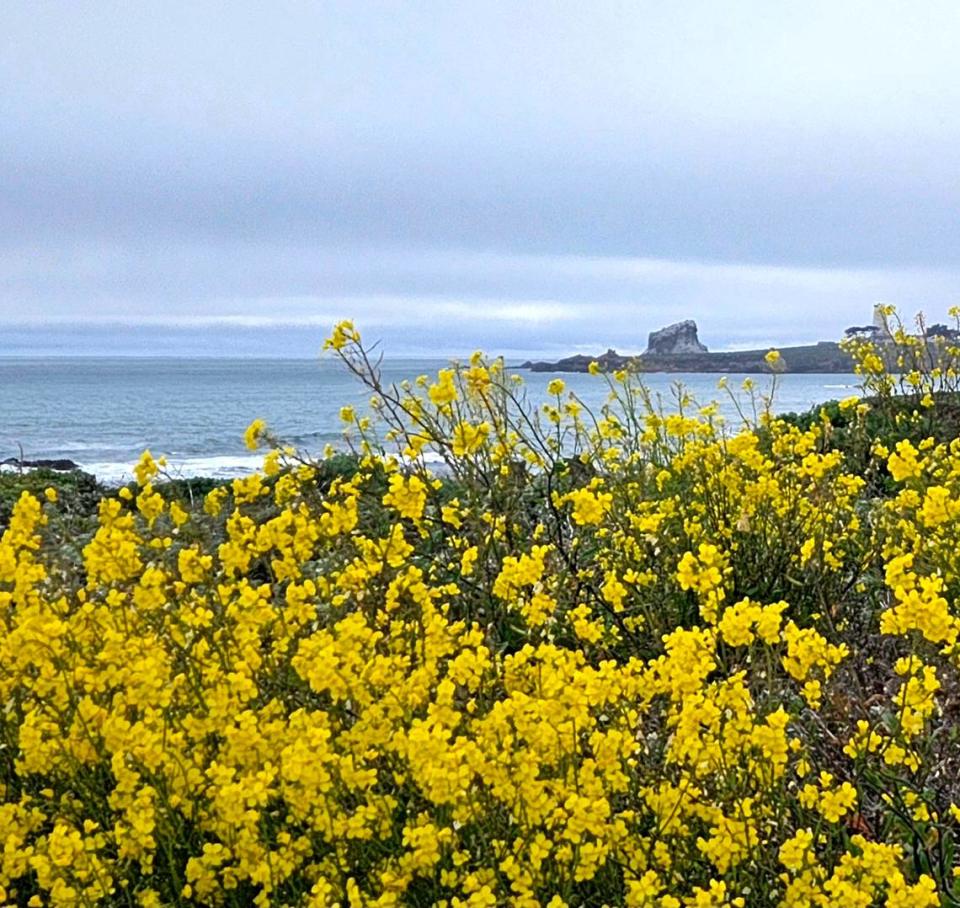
(646, 320, 708, 355)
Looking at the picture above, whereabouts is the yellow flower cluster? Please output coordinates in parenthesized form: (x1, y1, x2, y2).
(1, 316, 960, 905)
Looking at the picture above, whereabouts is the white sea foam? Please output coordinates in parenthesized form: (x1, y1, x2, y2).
(54, 442, 134, 453)
(79, 454, 266, 486)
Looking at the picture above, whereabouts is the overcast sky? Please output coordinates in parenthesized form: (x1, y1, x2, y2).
(3, 1, 959, 355)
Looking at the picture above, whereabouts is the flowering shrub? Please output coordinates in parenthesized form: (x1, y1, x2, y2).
(2, 314, 960, 905)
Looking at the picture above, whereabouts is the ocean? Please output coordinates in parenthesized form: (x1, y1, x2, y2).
(1, 356, 861, 484)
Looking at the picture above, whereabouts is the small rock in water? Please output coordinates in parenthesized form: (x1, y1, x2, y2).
(1, 457, 81, 471)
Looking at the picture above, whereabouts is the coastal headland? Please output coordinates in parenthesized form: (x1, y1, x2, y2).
(521, 341, 854, 374)
(520, 319, 855, 373)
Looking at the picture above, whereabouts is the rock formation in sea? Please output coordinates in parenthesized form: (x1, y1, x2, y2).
(1, 457, 80, 472)
(646, 320, 708, 355)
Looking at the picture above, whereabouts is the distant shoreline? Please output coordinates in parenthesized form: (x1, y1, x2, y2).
(521, 341, 854, 374)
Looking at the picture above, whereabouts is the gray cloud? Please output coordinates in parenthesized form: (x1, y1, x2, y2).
(4, 242, 958, 355)
(2, 1, 960, 353)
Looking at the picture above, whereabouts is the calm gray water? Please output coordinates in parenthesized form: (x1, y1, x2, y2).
(1, 356, 861, 483)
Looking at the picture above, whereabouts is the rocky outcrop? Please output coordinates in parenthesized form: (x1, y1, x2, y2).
(522, 348, 634, 373)
(1, 457, 80, 471)
(646, 320, 708, 355)
(518, 318, 860, 374)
